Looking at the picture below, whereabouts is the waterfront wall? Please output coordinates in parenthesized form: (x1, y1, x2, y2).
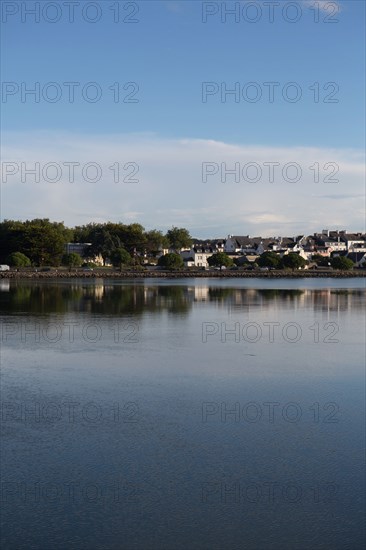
(1, 270, 365, 279)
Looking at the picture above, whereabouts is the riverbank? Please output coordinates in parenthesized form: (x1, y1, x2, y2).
(1, 269, 365, 279)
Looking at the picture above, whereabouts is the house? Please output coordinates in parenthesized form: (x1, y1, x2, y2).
(345, 252, 366, 267)
(180, 246, 215, 268)
(192, 239, 225, 252)
(224, 235, 267, 255)
(314, 230, 366, 253)
(282, 242, 308, 260)
(341, 233, 366, 252)
(64, 243, 106, 266)
(335, 251, 366, 267)
(312, 246, 333, 257)
(224, 235, 252, 254)
(65, 242, 92, 256)
(314, 229, 346, 247)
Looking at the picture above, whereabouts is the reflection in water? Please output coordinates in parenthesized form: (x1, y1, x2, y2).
(0, 281, 10, 292)
(0, 280, 364, 316)
(1, 279, 365, 550)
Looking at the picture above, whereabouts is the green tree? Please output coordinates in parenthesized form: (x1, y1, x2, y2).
(311, 254, 329, 266)
(331, 256, 355, 270)
(207, 252, 234, 270)
(0, 220, 26, 262)
(257, 251, 281, 268)
(79, 222, 147, 263)
(0, 219, 71, 265)
(23, 219, 72, 266)
(61, 253, 83, 268)
(110, 248, 131, 269)
(120, 223, 147, 255)
(158, 253, 184, 270)
(166, 227, 192, 252)
(145, 230, 169, 257)
(281, 253, 307, 270)
(6, 252, 31, 267)
(84, 225, 120, 265)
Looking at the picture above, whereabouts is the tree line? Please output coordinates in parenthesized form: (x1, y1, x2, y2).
(0, 219, 356, 270)
(0, 219, 193, 267)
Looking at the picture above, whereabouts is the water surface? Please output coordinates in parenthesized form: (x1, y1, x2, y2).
(1, 278, 365, 549)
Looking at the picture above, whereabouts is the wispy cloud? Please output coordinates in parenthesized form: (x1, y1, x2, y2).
(315, 194, 365, 200)
(1, 131, 364, 236)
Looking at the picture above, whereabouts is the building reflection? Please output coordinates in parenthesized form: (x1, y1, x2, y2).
(0, 281, 364, 317)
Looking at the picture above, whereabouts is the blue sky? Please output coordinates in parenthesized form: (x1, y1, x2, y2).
(1, 0, 365, 236)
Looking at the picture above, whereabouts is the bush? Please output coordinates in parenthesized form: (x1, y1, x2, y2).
(281, 253, 307, 270)
(158, 253, 184, 270)
(258, 251, 281, 269)
(207, 252, 234, 270)
(110, 248, 131, 269)
(331, 256, 355, 270)
(6, 252, 31, 267)
(61, 253, 83, 268)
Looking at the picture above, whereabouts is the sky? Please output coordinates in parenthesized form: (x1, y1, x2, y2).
(1, 0, 365, 237)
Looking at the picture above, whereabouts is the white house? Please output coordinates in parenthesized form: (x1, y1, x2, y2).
(180, 247, 215, 268)
(282, 243, 309, 260)
(315, 230, 366, 253)
(342, 234, 366, 252)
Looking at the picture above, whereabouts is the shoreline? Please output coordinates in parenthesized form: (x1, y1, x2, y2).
(1, 270, 365, 279)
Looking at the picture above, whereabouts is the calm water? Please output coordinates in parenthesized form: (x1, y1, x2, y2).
(1, 278, 365, 550)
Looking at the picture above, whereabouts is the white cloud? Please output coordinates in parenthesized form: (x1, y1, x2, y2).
(1, 131, 364, 237)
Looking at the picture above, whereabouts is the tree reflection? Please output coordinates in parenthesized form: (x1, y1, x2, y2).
(0, 282, 364, 316)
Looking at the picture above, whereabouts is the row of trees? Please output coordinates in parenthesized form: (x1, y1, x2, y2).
(0, 219, 193, 267)
(0, 219, 356, 270)
(158, 251, 352, 271)
(157, 252, 235, 270)
(257, 251, 355, 270)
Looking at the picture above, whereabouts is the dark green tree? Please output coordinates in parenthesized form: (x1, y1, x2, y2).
(281, 253, 307, 270)
(145, 230, 169, 257)
(311, 254, 329, 266)
(331, 256, 355, 270)
(166, 227, 192, 252)
(61, 253, 83, 268)
(158, 253, 184, 270)
(78, 222, 147, 261)
(207, 252, 234, 270)
(257, 251, 281, 268)
(84, 225, 120, 265)
(23, 219, 72, 266)
(0, 220, 25, 262)
(119, 223, 147, 254)
(110, 248, 131, 269)
(0, 219, 71, 265)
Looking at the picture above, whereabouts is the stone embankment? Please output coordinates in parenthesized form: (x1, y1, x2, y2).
(1, 270, 365, 279)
